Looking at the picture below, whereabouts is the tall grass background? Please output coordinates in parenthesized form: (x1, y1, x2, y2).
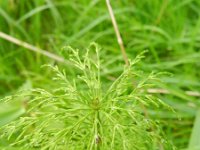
(0, 0, 200, 149)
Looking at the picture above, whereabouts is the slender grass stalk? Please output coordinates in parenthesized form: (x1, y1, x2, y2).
(0, 31, 64, 62)
(106, 0, 129, 66)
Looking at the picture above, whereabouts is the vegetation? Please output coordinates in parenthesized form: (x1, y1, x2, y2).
(0, 44, 172, 149)
(0, 0, 200, 149)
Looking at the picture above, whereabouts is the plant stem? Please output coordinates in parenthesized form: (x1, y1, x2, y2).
(106, 0, 129, 66)
(0, 31, 65, 62)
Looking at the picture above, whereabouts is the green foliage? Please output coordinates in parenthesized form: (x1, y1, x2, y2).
(0, 44, 172, 150)
(1, 0, 200, 149)
(0, 101, 25, 127)
(188, 109, 200, 150)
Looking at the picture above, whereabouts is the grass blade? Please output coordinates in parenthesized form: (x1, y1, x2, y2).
(0, 103, 25, 127)
(188, 109, 200, 149)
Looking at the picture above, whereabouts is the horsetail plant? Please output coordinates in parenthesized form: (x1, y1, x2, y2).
(0, 43, 173, 150)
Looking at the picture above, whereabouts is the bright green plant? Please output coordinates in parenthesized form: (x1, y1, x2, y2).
(0, 43, 173, 150)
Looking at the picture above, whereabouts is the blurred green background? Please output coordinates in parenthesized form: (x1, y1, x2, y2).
(0, 0, 200, 149)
